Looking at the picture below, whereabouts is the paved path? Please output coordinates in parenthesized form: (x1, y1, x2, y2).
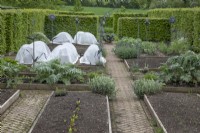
(105, 44, 153, 133)
(0, 90, 52, 133)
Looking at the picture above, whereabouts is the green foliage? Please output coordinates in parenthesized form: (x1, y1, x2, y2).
(159, 51, 200, 86)
(144, 71, 159, 80)
(28, 32, 50, 44)
(54, 87, 67, 97)
(0, 57, 27, 88)
(193, 10, 200, 52)
(33, 59, 84, 85)
(157, 42, 169, 54)
(114, 37, 142, 59)
(73, 0, 84, 12)
(141, 41, 157, 55)
(167, 38, 190, 55)
(133, 79, 163, 99)
(44, 14, 98, 39)
(89, 76, 116, 99)
(0, 9, 48, 54)
(118, 17, 170, 42)
(148, 8, 200, 52)
(158, 38, 190, 55)
(113, 13, 147, 34)
(0, 0, 64, 9)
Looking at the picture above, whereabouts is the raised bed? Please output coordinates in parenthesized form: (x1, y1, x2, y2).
(125, 57, 168, 71)
(145, 92, 200, 133)
(29, 92, 110, 133)
(0, 89, 20, 114)
(0, 83, 90, 91)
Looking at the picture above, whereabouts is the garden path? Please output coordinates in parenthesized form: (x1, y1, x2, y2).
(105, 44, 153, 133)
(0, 90, 52, 133)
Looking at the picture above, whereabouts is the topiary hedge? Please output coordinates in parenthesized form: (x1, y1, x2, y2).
(99, 16, 113, 28)
(113, 13, 147, 34)
(118, 17, 170, 42)
(44, 15, 98, 39)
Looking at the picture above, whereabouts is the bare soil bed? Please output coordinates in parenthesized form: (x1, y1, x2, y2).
(126, 57, 168, 69)
(31, 92, 108, 133)
(0, 89, 17, 105)
(147, 92, 200, 133)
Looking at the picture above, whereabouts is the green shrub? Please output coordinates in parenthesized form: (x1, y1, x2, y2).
(113, 13, 147, 34)
(114, 37, 142, 59)
(118, 17, 170, 42)
(89, 76, 115, 99)
(144, 72, 159, 80)
(141, 41, 157, 55)
(133, 79, 163, 99)
(157, 42, 169, 55)
(167, 38, 190, 55)
(99, 16, 113, 28)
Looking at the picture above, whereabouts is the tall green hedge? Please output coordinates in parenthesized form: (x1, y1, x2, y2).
(44, 15, 98, 39)
(193, 10, 200, 52)
(148, 9, 194, 43)
(99, 16, 113, 28)
(0, 9, 98, 54)
(118, 17, 170, 42)
(0, 9, 47, 53)
(113, 13, 148, 34)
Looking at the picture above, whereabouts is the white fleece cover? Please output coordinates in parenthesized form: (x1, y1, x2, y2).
(52, 32, 74, 44)
(15, 41, 51, 64)
(74, 31, 98, 45)
(80, 44, 106, 65)
(47, 42, 80, 64)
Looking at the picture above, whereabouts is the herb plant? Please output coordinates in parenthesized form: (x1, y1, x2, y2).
(133, 79, 163, 99)
(114, 37, 142, 59)
(89, 76, 116, 99)
(141, 41, 157, 55)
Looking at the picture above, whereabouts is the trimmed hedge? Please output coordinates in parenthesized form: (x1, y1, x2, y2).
(0, 9, 99, 54)
(118, 17, 170, 42)
(193, 10, 200, 52)
(148, 8, 195, 49)
(99, 16, 113, 28)
(0, 9, 47, 54)
(44, 15, 98, 39)
(57, 11, 94, 15)
(113, 13, 148, 34)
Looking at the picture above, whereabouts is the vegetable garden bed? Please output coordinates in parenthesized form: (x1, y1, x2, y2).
(0, 89, 20, 114)
(30, 92, 109, 133)
(125, 57, 168, 71)
(145, 92, 200, 133)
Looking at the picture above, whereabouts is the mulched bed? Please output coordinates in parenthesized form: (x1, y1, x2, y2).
(126, 57, 168, 69)
(147, 92, 200, 133)
(0, 89, 17, 105)
(32, 92, 108, 133)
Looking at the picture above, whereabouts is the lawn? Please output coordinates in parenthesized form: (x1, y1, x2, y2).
(57, 5, 148, 15)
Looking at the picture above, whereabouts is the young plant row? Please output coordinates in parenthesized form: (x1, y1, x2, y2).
(114, 37, 191, 59)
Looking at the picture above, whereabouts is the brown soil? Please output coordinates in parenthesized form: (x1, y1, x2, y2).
(126, 57, 168, 69)
(0, 89, 17, 105)
(147, 92, 200, 133)
(32, 92, 108, 133)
